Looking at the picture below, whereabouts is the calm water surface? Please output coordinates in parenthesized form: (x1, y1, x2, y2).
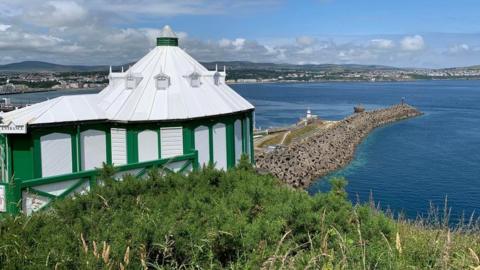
(4, 81, 480, 221)
(233, 80, 480, 222)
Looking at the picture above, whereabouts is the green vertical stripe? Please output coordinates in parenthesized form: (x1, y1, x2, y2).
(127, 128, 138, 164)
(182, 126, 193, 155)
(226, 120, 235, 169)
(208, 125, 214, 165)
(33, 134, 42, 177)
(76, 126, 81, 171)
(106, 128, 112, 165)
(157, 129, 161, 159)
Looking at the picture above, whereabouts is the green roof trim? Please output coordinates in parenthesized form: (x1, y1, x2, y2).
(156, 37, 178, 46)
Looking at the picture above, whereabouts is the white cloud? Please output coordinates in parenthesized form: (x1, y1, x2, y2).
(0, 24, 11, 31)
(25, 1, 88, 27)
(449, 43, 470, 53)
(296, 36, 316, 46)
(0, 1, 477, 68)
(218, 38, 231, 48)
(217, 38, 246, 50)
(370, 39, 394, 49)
(232, 38, 246, 49)
(400, 35, 425, 51)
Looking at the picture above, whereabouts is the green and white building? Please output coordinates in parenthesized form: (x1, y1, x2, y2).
(0, 26, 255, 215)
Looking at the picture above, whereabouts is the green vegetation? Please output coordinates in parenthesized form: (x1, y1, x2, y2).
(283, 123, 320, 145)
(10, 80, 60, 88)
(257, 132, 285, 148)
(1, 158, 480, 269)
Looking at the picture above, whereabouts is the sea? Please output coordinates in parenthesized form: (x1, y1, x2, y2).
(3, 80, 480, 222)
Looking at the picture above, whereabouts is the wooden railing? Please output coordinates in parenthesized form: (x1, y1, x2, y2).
(2, 152, 198, 215)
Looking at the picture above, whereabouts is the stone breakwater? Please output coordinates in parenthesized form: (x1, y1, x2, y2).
(255, 104, 423, 188)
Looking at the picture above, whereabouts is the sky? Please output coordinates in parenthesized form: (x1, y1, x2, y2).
(0, 0, 479, 68)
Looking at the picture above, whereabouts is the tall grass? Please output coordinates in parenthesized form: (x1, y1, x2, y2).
(0, 158, 479, 269)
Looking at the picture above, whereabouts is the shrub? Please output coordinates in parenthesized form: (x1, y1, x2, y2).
(0, 167, 479, 269)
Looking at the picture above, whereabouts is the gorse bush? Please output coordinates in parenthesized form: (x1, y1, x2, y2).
(0, 163, 480, 269)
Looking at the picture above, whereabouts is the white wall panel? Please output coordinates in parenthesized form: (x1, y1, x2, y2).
(213, 123, 227, 170)
(194, 126, 210, 166)
(234, 120, 242, 164)
(160, 127, 183, 158)
(40, 133, 72, 177)
(138, 130, 159, 162)
(111, 128, 127, 165)
(81, 130, 106, 171)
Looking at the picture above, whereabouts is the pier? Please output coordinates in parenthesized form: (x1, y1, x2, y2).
(255, 104, 423, 188)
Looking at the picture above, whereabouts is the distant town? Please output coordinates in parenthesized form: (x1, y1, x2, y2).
(0, 61, 479, 94)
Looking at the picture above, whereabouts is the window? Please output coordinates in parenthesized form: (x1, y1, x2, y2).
(194, 126, 210, 166)
(188, 72, 201, 87)
(111, 128, 127, 166)
(234, 120, 242, 163)
(160, 127, 183, 158)
(154, 73, 170, 90)
(213, 123, 227, 170)
(138, 130, 159, 162)
(80, 130, 106, 171)
(40, 133, 72, 177)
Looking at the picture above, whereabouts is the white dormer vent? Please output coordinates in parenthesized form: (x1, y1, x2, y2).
(213, 72, 221, 85)
(125, 72, 143, 90)
(188, 71, 201, 87)
(154, 72, 170, 90)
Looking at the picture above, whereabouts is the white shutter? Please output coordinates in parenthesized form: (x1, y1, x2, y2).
(160, 127, 183, 158)
(213, 123, 227, 170)
(245, 118, 251, 158)
(234, 120, 242, 163)
(111, 128, 127, 166)
(138, 130, 159, 162)
(194, 126, 210, 166)
(40, 133, 72, 177)
(81, 130, 106, 171)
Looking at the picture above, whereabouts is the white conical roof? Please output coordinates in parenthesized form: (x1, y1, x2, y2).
(0, 26, 254, 129)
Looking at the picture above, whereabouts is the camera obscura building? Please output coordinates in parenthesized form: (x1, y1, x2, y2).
(0, 26, 254, 215)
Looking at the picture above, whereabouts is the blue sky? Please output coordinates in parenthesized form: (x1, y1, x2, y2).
(0, 0, 479, 68)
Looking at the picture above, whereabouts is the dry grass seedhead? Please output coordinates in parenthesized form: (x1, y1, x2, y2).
(80, 233, 88, 254)
(395, 232, 402, 254)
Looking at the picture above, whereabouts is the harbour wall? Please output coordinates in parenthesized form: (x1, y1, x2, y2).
(255, 104, 423, 188)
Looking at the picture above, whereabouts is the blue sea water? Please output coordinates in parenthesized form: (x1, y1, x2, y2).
(3, 81, 480, 222)
(232, 80, 480, 222)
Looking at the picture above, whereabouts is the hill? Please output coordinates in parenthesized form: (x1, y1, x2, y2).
(0, 160, 479, 269)
(0, 60, 402, 73)
(0, 61, 110, 72)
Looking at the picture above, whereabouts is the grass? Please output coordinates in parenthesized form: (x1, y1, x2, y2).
(257, 132, 285, 148)
(0, 158, 479, 269)
(283, 122, 321, 145)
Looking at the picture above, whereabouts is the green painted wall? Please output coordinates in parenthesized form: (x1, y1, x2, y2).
(11, 135, 34, 181)
(6, 110, 254, 182)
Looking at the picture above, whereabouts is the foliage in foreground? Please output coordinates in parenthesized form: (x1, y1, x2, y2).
(1, 162, 480, 269)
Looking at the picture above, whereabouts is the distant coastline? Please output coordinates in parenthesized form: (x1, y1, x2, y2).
(227, 77, 480, 85)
